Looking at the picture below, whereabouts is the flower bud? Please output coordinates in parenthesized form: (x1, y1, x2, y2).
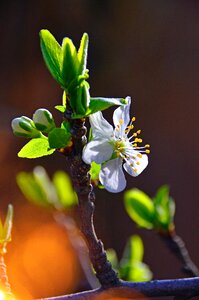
(11, 116, 41, 138)
(33, 109, 55, 132)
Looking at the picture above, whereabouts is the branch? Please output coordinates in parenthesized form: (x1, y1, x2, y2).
(64, 117, 119, 288)
(38, 277, 199, 299)
(159, 232, 199, 277)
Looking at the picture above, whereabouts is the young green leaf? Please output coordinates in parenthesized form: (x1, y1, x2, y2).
(53, 171, 77, 208)
(16, 171, 51, 207)
(106, 248, 119, 271)
(77, 33, 89, 75)
(40, 30, 64, 87)
(119, 235, 152, 282)
(62, 37, 79, 86)
(124, 189, 155, 229)
(48, 128, 71, 149)
(18, 138, 55, 158)
(153, 185, 175, 231)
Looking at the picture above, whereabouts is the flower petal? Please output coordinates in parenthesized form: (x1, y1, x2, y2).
(123, 153, 148, 177)
(89, 111, 113, 139)
(99, 158, 126, 193)
(82, 139, 113, 164)
(113, 96, 131, 136)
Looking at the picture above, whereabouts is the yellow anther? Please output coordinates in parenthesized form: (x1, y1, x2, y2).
(137, 130, 141, 134)
(130, 163, 134, 167)
(136, 161, 140, 165)
(127, 125, 134, 129)
(134, 133, 137, 137)
(119, 119, 123, 125)
(133, 143, 137, 147)
(145, 144, 150, 148)
(132, 156, 136, 159)
(137, 153, 142, 158)
(133, 168, 138, 172)
(146, 149, 150, 154)
(135, 138, 142, 143)
(132, 117, 136, 122)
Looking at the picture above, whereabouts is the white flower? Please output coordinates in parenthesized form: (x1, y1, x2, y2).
(82, 97, 149, 193)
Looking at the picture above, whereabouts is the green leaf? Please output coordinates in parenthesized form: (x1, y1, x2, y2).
(55, 105, 66, 113)
(153, 185, 175, 231)
(124, 189, 155, 229)
(16, 171, 51, 207)
(77, 33, 89, 75)
(119, 235, 152, 282)
(40, 30, 64, 87)
(128, 261, 152, 282)
(53, 171, 77, 208)
(48, 128, 71, 149)
(89, 162, 101, 181)
(18, 138, 55, 158)
(87, 97, 126, 116)
(62, 37, 78, 86)
(106, 248, 119, 271)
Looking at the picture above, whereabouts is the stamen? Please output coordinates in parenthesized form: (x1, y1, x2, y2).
(146, 149, 150, 154)
(136, 161, 140, 165)
(119, 119, 123, 125)
(137, 153, 142, 158)
(132, 117, 136, 122)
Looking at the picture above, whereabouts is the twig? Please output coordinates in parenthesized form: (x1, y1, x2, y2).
(37, 277, 199, 299)
(159, 231, 199, 277)
(63, 116, 119, 288)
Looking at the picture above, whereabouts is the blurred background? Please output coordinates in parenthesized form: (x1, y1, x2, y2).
(1, 0, 199, 298)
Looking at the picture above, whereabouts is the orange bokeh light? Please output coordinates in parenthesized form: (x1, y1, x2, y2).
(7, 204, 80, 299)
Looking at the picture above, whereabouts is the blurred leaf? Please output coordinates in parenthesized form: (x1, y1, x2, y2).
(16, 171, 51, 207)
(153, 185, 175, 231)
(33, 166, 58, 207)
(48, 128, 71, 149)
(53, 171, 77, 208)
(18, 138, 55, 158)
(106, 248, 119, 271)
(124, 189, 155, 229)
(40, 30, 64, 87)
(128, 261, 152, 282)
(120, 235, 152, 282)
(77, 33, 89, 75)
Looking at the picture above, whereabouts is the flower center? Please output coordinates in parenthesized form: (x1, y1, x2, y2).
(113, 117, 150, 173)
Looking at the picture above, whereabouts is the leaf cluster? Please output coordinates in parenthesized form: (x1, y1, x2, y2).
(107, 235, 152, 282)
(16, 166, 77, 210)
(124, 186, 175, 233)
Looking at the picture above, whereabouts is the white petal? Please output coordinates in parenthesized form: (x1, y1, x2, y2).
(82, 139, 113, 164)
(99, 158, 126, 193)
(89, 111, 113, 139)
(123, 154, 148, 177)
(113, 96, 131, 135)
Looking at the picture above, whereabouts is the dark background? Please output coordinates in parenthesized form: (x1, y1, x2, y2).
(0, 0, 199, 298)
